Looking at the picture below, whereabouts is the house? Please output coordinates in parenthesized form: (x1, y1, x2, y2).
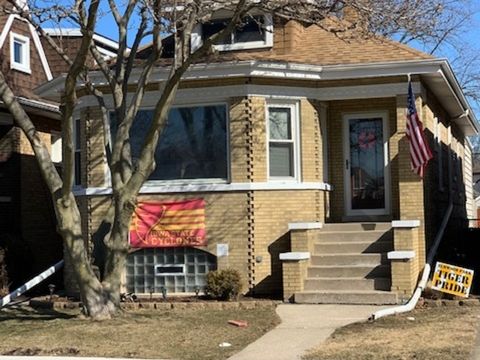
(0, 0, 61, 289)
(36, 12, 478, 304)
(0, 0, 119, 291)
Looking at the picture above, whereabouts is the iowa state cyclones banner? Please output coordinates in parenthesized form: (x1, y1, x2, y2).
(129, 199, 206, 248)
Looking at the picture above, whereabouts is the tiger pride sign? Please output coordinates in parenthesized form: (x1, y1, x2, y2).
(129, 199, 206, 248)
(431, 262, 474, 298)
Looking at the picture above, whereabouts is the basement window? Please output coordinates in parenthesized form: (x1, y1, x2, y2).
(10, 32, 31, 74)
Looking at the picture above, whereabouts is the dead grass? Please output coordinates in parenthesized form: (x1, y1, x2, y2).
(0, 305, 280, 360)
(304, 306, 480, 360)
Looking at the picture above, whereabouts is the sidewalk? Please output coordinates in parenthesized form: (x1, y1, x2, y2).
(228, 304, 389, 360)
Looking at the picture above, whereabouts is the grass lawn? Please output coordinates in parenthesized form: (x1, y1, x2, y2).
(304, 305, 480, 360)
(0, 304, 280, 360)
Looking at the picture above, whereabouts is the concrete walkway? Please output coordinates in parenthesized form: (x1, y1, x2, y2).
(228, 304, 389, 360)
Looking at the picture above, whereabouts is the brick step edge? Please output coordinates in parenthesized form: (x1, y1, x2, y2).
(29, 299, 280, 311)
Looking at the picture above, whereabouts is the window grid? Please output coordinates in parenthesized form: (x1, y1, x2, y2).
(267, 105, 297, 179)
(126, 247, 217, 294)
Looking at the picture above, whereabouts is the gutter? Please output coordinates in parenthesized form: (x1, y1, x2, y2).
(16, 97, 60, 113)
(33, 58, 477, 135)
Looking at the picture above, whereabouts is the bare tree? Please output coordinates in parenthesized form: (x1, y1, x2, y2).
(0, 0, 471, 319)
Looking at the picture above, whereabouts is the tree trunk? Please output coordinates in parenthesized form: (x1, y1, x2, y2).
(56, 194, 119, 320)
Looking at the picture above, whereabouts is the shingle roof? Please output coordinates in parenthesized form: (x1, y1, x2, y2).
(133, 19, 432, 69)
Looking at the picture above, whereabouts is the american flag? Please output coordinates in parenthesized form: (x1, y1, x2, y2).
(406, 80, 433, 177)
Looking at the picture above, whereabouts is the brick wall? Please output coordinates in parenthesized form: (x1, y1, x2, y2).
(74, 94, 328, 296)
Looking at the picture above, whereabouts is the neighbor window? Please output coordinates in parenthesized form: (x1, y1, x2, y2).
(434, 117, 444, 191)
(74, 119, 82, 186)
(10, 32, 30, 73)
(112, 105, 228, 182)
(268, 105, 298, 179)
(192, 14, 273, 52)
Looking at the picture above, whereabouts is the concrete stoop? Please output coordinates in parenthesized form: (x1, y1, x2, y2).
(294, 222, 398, 305)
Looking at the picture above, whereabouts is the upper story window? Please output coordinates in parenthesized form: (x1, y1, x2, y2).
(267, 103, 300, 180)
(192, 14, 273, 52)
(10, 32, 31, 74)
(112, 105, 228, 182)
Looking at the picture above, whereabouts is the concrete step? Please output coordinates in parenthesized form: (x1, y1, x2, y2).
(303, 277, 391, 291)
(295, 290, 398, 305)
(314, 240, 393, 254)
(322, 222, 391, 232)
(307, 264, 391, 278)
(310, 253, 387, 266)
(316, 230, 392, 243)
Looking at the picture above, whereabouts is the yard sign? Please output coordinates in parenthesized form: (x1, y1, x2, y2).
(130, 199, 206, 248)
(431, 262, 474, 298)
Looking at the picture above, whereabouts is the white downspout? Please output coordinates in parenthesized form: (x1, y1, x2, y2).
(371, 123, 456, 320)
(0, 260, 64, 308)
(370, 202, 453, 320)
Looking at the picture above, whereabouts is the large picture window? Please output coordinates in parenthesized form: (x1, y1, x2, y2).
(113, 105, 228, 181)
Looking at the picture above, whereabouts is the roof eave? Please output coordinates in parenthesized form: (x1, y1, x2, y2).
(33, 59, 479, 136)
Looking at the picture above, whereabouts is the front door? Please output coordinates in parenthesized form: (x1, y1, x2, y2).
(343, 113, 390, 216)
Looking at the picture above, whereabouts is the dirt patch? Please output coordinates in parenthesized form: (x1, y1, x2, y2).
(304, 306, 480, 360)
(5, 347, 80, 356)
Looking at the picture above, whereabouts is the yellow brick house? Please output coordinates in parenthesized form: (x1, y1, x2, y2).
(37, 16, 478, 304)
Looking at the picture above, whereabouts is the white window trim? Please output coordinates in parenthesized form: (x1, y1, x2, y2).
(74, 118, 82, 187)
(434, 117, 444, 191)
(10, 32, 31, 74)
(50, 131, 62, 164)
(266, 101, 301, 182)
(109, 102, 230, 185)
(191, 14, 273, 52)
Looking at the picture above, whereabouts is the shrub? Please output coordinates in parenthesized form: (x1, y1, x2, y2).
(205, 268, 242, 301)
(0, 248, 8, 297)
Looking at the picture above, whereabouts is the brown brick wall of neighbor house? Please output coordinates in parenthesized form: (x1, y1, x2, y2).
(0, 19, 49, 98)
(327, 98, 399, 222)
(0, 114, 63, 290)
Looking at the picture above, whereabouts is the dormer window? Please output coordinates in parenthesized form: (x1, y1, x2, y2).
(10, 32, 31, 74)
(192, 14, 273, 52)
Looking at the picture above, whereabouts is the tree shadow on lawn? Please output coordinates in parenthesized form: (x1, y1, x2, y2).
(0, 305, 77, 322)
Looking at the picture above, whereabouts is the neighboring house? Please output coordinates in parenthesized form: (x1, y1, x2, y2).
(0, 0, 119, 290)
(472, 152, 480, 226)
(0, 0, 61, 289)
(37, 13, 478, 304)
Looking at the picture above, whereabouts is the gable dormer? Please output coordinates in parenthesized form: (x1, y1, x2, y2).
(0, 0, 52, 97)
(191, 12, 273, 52)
